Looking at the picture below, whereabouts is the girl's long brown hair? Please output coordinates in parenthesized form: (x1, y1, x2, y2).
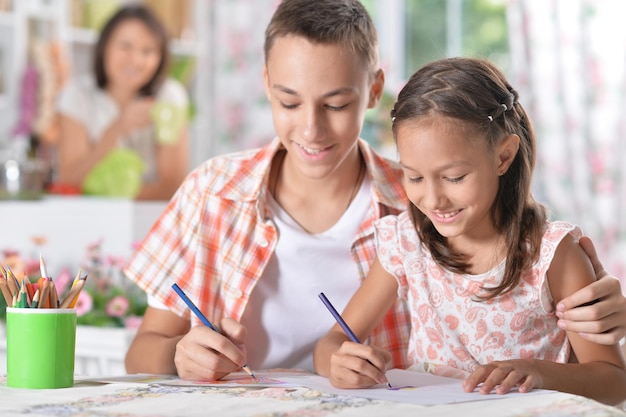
(391, 57, 547, 300)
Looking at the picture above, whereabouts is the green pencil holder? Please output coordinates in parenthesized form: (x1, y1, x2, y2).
(6, 307, 77, 389)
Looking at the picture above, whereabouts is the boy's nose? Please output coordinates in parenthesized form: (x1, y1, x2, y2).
(300, 108, 324, 141)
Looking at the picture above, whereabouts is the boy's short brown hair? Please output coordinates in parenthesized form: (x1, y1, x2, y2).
(264, 0, 379, 75)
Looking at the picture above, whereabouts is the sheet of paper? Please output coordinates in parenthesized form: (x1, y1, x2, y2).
(77, 369, 308, 388)
(279, 368, 556, 406)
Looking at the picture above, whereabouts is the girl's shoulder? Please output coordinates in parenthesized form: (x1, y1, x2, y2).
(156, 78, 189, 106)
(542, 220, 582, 245)
(56, 75, 106, 117)
(532, 220, 583, 282)
(375, 211, 424, 254)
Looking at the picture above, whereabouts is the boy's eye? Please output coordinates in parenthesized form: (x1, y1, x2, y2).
(326, 104, 349, 111)
(280, 102, 298, 110)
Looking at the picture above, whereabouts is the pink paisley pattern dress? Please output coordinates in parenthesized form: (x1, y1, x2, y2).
(375, 212, 580, 378)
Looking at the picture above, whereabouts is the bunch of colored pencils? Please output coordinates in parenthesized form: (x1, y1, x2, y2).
(0, 255, 87, 309)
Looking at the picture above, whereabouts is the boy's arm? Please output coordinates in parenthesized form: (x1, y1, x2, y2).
(125, 306, 188, 375)
(314, 257, 398, 388)
(547, 235, 626, 405)
(556, 236, 626, 344)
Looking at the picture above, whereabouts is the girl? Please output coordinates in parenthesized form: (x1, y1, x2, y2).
(56, 5, 189, 200)
(314, 57, 626, 405)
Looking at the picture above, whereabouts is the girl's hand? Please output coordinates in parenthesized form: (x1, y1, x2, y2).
(328, 341, 391, 389)
(462, 359, 543, 395)
(120, 98, 155, 134)
(174, 318, 249, 381)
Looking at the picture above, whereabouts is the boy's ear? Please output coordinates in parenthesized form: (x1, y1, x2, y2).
(497, 134, 520, 175)
(368, 69, 385, 108)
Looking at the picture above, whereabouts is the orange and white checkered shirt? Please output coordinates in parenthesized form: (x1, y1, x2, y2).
(124, 138, 412, 369)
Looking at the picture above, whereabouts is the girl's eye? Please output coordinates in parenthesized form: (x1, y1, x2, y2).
(407, 176, 423, 184)
(448, 175, 467, 183)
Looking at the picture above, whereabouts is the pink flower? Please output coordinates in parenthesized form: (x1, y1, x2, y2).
(74, 291, 93, 317)
(54, 268, 72, 295)
(124, 316, 143, 329)
(106, 296, 129, 317)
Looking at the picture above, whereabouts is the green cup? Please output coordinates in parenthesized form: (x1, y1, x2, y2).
(6, 307, 77, 389)
(151, 101, 188, 145)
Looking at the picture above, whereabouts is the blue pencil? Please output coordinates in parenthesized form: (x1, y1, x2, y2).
(171, 283, 256, 379)
(318, 292, 392, 389)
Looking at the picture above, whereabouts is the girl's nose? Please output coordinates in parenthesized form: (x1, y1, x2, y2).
(422, 182, 445, 209)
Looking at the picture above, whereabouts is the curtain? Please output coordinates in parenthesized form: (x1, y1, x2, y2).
(507, 0, 626, 289)
(210, 0, 278, 156)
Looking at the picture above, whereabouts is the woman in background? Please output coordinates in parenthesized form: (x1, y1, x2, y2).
(56, 5, 189, 200)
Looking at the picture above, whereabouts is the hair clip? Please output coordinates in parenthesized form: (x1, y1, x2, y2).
(487, 115, 494, 122)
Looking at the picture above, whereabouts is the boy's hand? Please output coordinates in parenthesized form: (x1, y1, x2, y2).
(328, 341, 391, 389)
(556, 236, 626, 344)
(174, 317, 249, 381)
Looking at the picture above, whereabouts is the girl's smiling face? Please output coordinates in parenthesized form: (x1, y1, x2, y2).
(104, 19, 161, 93)
(397, 116, 509, 247)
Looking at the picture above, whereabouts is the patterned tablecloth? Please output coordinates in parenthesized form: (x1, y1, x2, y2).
(0, 374, 625, 417)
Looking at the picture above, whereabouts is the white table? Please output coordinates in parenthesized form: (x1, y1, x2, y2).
(0, 373, 624, 417)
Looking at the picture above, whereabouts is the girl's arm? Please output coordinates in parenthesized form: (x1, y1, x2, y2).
(314, 257, 399, 388)
(464, 234, 626, 405)
(56, 114, 125, 186)
(546, 235, 626, 404)
(556, 236, 626, 345)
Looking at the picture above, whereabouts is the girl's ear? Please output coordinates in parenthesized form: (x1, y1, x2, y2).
(497, 134, 520, 176)
(368, 69, 385, 108)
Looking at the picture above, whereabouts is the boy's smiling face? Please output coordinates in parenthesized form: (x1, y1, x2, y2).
(264, 35, 383, 180)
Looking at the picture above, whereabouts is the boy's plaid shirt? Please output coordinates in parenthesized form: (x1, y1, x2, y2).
(124, 138, 412, 368)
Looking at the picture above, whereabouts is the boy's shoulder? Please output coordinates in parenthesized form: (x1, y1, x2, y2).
(181, 142, 276, 199)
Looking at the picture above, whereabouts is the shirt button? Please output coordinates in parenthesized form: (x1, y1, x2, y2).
(259, 238, 269, 248)
(233, 289, 243, 299)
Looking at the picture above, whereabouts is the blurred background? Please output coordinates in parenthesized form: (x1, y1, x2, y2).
(0, 0, 625, 291)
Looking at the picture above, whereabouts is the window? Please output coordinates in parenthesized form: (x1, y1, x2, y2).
(364, 0, 508, 84)
(361, 0, 508, 152)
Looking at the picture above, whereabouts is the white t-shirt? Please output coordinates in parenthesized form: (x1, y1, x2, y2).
(148, 176, 371, 371)
(56, 75, 189, 181)
(241, 176, 371, 371)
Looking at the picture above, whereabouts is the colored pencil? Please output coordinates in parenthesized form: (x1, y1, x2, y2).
(171, 283, 256, 379)
(31, 289, 40, 309)
(38, 279, 50, 308)
(40, 253, 48, 278)
(16, 281, 29, 308)
(59, 276, 87, 309)
(5, 266, 18, 297)
(49, 277, 59, 308)
(0, 274, 12, 305)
